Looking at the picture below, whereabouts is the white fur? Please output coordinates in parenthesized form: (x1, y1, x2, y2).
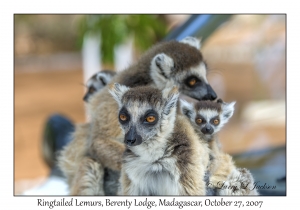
(199, 109, 219, 121)
(175, 62, 208, 84)
(162, 86, 179, 114)
(179, 36, 201, 49)
(221, 102, 236, 121)
(124, 141, 183, 195)
(179, 99, 195, 119)
(122, 87, 182, 195)
(96, 72, 111, 85)
(108, 83, 130, 107)
(217, 168, 259, 196)
(150, 53, 175, 90)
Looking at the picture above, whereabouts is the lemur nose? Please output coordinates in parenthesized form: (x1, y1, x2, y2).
(201, 125, 214, 135)
(206, 127, 211, 131)
(126, 139, 136, 146)
(204, 84, 217, 101)
(206, 93, 217, 101)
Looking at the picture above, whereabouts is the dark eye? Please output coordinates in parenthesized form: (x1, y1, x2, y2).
(213, 119, 219, 125)
(89, 86, 96, 93)
(119, 114, 127, 121)
(196, 118, 203, 124)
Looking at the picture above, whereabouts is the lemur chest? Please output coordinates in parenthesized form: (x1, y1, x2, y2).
(124, 156, 182, 195)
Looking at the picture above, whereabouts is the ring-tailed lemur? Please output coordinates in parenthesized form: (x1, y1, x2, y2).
(83, 70, 116, 102)
(58, 70, 118, 195)
(59, 37, 217, 195)
(179, 99, 259, 195)
(109, 83, 210, 195)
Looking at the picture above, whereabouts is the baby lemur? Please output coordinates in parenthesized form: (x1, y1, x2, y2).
(83, 70, 116, 102)
(58, 70, 118, 195)
(109, 83, 210, 195)
(59, 37, 218, 195)
(180, 99, 259, 195)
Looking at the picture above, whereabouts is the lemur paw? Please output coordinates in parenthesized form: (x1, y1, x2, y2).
(217, 168, 259, 196)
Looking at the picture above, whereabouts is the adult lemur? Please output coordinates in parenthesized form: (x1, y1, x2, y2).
(180, 99, 259, 195)
(58, 37, 218, 195)
(110, 83, 210, 195)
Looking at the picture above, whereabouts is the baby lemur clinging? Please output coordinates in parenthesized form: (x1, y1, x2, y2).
(59, 37, 218, 195)
(109, 83, 210, 195)
(58, 70, 118, 195)
(180, 99, 259, 195)
(83, 70, 116, 102)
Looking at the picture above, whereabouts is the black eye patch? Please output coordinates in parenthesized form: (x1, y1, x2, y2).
(142, 109, 158, 125)
(185, 76, 201, 88)
(210, 116, 220, 125)
(88, 86, 96, 93)
(119, 107, 130, 124)
(195, 114, 206, 124)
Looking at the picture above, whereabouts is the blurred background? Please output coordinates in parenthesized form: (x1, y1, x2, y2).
(14, 14, 286, 195)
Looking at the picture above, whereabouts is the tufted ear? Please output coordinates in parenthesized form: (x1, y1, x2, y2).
(96, 72, 108, 86)
(179, 99, 195, 119)
(162, 86, 179, 116)
(108, 83, 130, 107)
(221, 101, 236, 122)
(179, 36, 201, 49)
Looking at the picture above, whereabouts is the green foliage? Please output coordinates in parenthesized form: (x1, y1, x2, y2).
(77, 15, 168, 65)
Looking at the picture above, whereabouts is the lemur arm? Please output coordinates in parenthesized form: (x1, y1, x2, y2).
(89, 137, 125, 171)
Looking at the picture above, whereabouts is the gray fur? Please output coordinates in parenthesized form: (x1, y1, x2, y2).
(103, 168, 120, 196)
(83, 70, 116, 102)
(110, 84, 208, 195)
(179, 99, 235, 142)
(111, 37, 217, 101)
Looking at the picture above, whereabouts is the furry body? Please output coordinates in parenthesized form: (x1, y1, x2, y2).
(120, 115, 209, 195)
(59, 37, 217, 195)
(179, 99, 259, 195)
(109, 84, 210, 195)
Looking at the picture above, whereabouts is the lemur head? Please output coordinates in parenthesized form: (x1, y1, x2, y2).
(109, 83, 179, 147)
(150, 36, 217, 101)
(180, 99, 235, 141)
(83, 70, 116, 102)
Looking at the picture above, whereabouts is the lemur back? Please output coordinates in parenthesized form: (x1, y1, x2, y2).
(59, 37, 218, 195)
(110, 84, 210, 195)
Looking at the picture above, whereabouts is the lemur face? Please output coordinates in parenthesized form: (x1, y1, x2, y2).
(109, 83, 179, 147)
(180, 99, 235, 141)
(83, 70, 116, 102)
(150, 37, 217, 101)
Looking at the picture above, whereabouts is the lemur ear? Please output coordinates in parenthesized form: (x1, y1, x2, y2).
(222, 101, 236, 120)
(96, 73, 108, 86)
(108, 83, 130, 107)
(179, 99, 194, 119)
(151, 53, 174, 81)
(179, 36, 201, 49)
(162, 86, 179, 115)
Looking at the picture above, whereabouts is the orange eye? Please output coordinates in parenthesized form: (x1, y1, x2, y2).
(213, 119, 219, 125)
(196, 118, 202, 124)
(146, 116, 156, 123)
(189, 78, 196, 86)
(120, 114, 127, 121)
